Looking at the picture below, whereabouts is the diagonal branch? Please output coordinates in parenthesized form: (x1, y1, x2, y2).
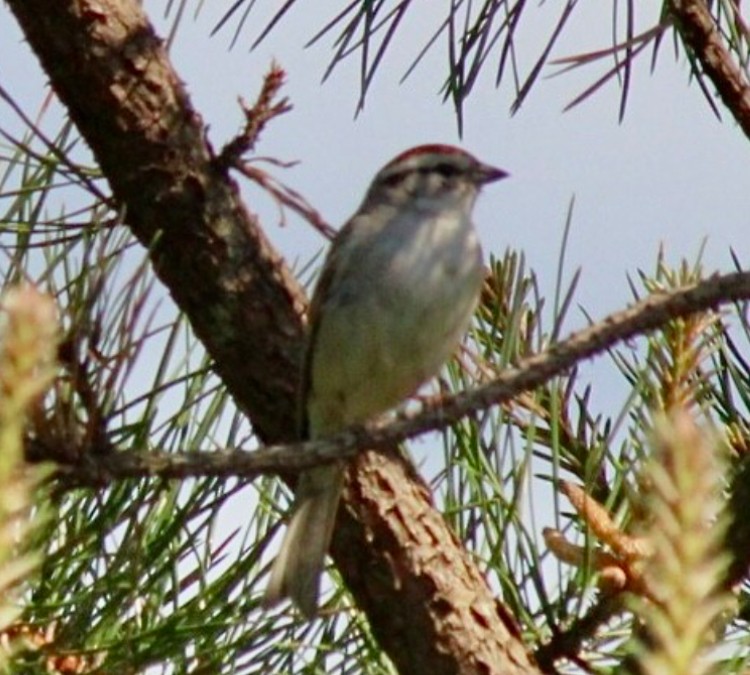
(670, 0, 750, 138)
(6, 1, 540, 673)
(7, 0, 307, 445)
(38, 269, 750, 486)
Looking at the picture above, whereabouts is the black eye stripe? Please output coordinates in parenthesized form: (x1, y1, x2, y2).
(382, 171, 407, 187)
(432, 163, 461, 178)
(380, 163, 462, 187)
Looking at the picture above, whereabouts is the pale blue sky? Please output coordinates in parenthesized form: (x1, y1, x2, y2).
(157, 2, 749, 313)
(3, 3, 747, 316)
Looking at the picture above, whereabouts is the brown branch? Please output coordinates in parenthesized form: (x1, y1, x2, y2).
(6, 1, 539, 673)
(535, 595, 625, 672)
(215, 63, 292, 169)
(36, 269, 750, 486)
(7, 0, 306, 445)
(383, 270, 750, 450)
(236, 162, 336, 240)
(670, 0, 750, 138)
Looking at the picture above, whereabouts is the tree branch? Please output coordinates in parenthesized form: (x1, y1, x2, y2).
(670, 0, 750, 139)
(7, 0, 308, 445)
(6, 1, 540, 672)
(37, 269, 750, 486)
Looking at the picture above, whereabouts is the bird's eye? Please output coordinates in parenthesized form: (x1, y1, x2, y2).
(433, 163, 460, 178)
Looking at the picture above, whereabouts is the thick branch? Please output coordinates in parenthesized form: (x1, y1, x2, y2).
(7, 0, 306, 444)
(6, 1, 539, 673)
(670, 0, 750, 138)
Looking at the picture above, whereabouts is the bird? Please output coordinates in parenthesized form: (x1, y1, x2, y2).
(263, 144, 508, 617)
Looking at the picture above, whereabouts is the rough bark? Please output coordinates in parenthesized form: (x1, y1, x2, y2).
(6, 1, 540, 672)
(8, 0, 306, 443)
(670, 0, 750, 139)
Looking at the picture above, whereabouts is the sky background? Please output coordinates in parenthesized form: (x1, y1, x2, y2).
(1, 0, 750, 604)
(163, 1, 749, 416)
(157, 2, 749, 314)
(3, 3, 748, 331)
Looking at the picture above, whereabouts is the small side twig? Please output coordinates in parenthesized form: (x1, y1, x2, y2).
(215, 62, 336, 240)
(535, 595, 626, 672)
(234, 162, 336, 240)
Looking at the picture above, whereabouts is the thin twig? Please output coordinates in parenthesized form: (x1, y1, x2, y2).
(214, 63, 292, 168)
(216, 63, 336, 240)
(235, 163, 336, 240)
(36, 270, 750, 487)
(535, 595, 625, 672)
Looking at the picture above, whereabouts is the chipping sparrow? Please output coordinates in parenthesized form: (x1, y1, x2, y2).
(263, 144, 508, 617)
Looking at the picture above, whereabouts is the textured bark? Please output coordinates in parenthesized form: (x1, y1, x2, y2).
(8, 0, 306, 444)
(6, 1, 540, 672)
(670, 0, 750, 140)
(336, 449, 535, 674)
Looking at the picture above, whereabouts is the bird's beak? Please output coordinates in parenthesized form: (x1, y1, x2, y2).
(477, 163, 509, 185)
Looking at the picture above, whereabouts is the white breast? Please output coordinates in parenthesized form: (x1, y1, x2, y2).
(307, 205, 483, 436)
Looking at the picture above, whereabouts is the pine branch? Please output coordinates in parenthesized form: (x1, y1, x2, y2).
(33, 269, 750, 486)
(633, 412, 732, 674)
(0, 287, 57, 668)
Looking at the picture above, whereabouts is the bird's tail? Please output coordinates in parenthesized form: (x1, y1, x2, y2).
(263, 463, 345, 617)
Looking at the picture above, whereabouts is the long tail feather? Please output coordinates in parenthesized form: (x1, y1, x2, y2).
(263, 463, 345, 617)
